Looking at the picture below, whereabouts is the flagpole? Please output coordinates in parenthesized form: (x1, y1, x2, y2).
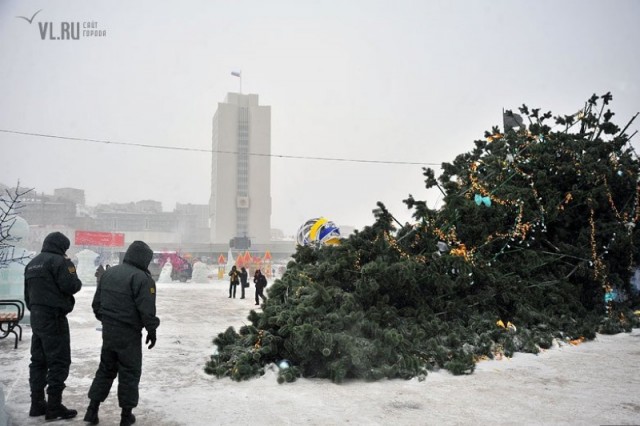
(231, 70, 242, 94)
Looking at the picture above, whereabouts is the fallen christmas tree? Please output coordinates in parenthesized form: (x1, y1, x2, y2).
(205, 93, 640, 383)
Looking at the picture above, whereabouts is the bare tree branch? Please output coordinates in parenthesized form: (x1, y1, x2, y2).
(0, 181, 34, 269)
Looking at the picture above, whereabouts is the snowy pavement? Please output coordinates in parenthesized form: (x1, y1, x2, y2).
(1, 281, 639, 425)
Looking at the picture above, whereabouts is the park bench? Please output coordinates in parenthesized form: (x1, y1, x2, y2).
(0, 300, 25, 349)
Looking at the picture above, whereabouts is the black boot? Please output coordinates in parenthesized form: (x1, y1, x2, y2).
(45, 392, 78, 421)
(120, 407, 136, 426)
(29, 390, 46, 417)
(83, 399, 100, 424)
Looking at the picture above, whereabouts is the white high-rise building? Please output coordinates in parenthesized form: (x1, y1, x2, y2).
(210, 93, 271, 245)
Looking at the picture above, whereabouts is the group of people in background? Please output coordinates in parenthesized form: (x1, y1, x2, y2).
(228, 265, 268, 305)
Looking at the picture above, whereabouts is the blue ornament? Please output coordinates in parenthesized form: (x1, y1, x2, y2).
(604, 290, 617, 303)
(474, 193, 492, 207)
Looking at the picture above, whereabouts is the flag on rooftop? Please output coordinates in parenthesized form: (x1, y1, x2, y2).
(231, 70, 241, 77)
(503, 109, 524, 132)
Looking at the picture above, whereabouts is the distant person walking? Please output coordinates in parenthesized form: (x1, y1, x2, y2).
(253, 269, 267, 306)
(95, 264, 105, 285)
(239, 266, 249, 299)
(24, 231, 83, 420)
(84, 240, 160, 426)
(228, 265, 239, 298)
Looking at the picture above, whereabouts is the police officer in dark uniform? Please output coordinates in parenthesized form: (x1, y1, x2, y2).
(84, 240, 160, 426)
(24, 231, 83, 420)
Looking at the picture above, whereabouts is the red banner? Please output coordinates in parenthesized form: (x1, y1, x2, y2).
(75, 231, 125, 247)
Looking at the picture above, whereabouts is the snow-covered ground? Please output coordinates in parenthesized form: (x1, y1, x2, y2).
(1, 280, 639, 425)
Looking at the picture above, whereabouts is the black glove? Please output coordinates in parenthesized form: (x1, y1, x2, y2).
(145, 330, 157, 349)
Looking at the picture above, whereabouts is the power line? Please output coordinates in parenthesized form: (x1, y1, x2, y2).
(0, 129, 441, 166)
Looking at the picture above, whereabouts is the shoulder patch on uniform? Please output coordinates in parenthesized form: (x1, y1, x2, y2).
(68, 266, 76, 273)
(150, 287, 155, 294)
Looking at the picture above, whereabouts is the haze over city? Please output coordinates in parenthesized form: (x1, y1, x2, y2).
(1, 0, 639, 236)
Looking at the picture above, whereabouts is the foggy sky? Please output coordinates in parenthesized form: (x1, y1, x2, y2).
(1, 0, 639, 236)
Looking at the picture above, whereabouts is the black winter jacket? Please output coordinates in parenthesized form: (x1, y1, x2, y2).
(92, 241, 160, 333)
(239, 268, 248, 286)
(24, 232, 82, 314)
(254, 273, 267, 291)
